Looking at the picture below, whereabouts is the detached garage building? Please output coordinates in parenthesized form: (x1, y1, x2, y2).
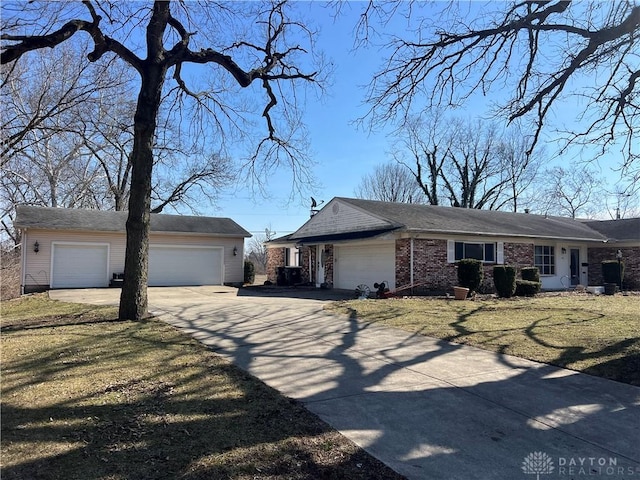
(14, 205, 251, 293)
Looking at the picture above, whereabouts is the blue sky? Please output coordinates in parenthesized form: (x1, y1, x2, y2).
(210, 3, 394, 237)
(195, 2, 632, 239)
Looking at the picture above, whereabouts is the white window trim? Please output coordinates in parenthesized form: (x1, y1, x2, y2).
(285, 246, 300, 267)
(447, 239, 502, 263)
(534, 244, 556, 276)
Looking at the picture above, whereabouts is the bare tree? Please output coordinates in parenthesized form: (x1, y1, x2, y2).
(80, 78, 236, 214)
(533, 165, 605, 219)
(355, 162, 422, 203)
(2, 1, 319, 320)
(151, 152, 235, 214)
(442, 119, 506, 209)
(391, 116, 536, 209)
(604, 188, 640, 220)
(364, 1, 639, 175)
(0, 43, 112, 242)
(494, 129, 544, 213)
(391, 117, 445, 205)
(1, 40, 235, 248)
(1, 41, 115, 164)
(78, 81, 136, 211)
(246, 227, 276, 275)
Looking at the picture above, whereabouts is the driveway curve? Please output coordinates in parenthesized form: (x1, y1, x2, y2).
(50, 286, 640, 480)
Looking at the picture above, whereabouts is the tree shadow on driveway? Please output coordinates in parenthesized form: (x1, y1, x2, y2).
(1, 313, 405, 480)
(160, 296, 640, 480)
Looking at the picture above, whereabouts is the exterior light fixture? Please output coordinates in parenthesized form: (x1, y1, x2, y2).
(561, 247, 567, 254)
(33, 241, 39, 253)
(233, 246, 238, 256)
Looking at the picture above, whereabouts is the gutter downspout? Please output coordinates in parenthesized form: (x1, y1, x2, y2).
(410, 237, 414, 295)
(20, 228, 26, 295)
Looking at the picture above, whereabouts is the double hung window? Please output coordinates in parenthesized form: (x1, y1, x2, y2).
(454, 241, 496, 262)
(534, 245, 555, 275)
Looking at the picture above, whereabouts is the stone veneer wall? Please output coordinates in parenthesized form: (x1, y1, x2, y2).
(323, 245, 334, 286)
(266, 247, 285, 284)
(265, 245, 322, 285)
(299, 245, 315, 284)
(588, 246, 640, 289)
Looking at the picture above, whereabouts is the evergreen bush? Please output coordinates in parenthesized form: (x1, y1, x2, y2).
(494, 265, 516, 298)
(244, 260, 255, 284)
(521, 267, 540, 283)
(515, 280, 541, 296)
(457, 259, 483, 294)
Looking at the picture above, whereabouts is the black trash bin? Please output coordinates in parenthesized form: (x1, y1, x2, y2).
(276, 267, 287, 286)
(288, 267, 302, 285)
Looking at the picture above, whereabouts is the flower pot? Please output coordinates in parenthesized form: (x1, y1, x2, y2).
(453, 286, 469, 300)
(604, 283, 617, 296)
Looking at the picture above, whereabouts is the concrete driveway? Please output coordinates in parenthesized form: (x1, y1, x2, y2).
(50, 286, 640, 479)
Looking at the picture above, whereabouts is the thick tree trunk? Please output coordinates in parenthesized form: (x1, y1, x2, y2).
(118, 66, 164, 321)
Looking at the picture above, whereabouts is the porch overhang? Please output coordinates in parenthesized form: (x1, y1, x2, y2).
(291, 227, 400, 246)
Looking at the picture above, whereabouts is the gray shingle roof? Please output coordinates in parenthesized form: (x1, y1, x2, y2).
(582, 218, 640, 242)
(336, 198, 610, 241)
(14, 205, 251, 237)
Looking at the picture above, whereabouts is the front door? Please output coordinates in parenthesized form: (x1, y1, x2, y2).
(570, 248, 580, 286)
(316, 244, 325, 287)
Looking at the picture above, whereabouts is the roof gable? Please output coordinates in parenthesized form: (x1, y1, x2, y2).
(290, 198, 398, 240)
(14, 206, 251, 237)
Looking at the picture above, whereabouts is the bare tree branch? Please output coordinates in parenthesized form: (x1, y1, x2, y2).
(1, 0, 320, 320)
(364, 1, 639, 165)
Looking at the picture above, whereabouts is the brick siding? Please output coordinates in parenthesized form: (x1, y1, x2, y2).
(503, 242, 535, 269)
(395, 238, 456, 293)
(270, 240, 640, 291)
(588, 246, 640, 289)
(395, 239, 538, 294)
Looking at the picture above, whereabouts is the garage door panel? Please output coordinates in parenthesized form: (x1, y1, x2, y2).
(52, 244, 109, 288)
(148, 246, 222, 286)
(334, 243, 395, 291)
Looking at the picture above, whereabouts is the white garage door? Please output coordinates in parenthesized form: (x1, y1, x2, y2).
(148, 245, 222, 286)
(334, 243, 395, 291)
(52, 243, 109, 288)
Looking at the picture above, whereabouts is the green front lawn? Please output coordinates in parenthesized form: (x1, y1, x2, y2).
(327, 293, 640, 385)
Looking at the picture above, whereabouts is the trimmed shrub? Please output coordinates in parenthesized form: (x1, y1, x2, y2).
(602, 260, 624, 285)
(515, 279, 541, 296)
(494, 265, 516, 298)
(521, 267, 540, 283)
(244, 260, 255, 284)
(457, 259, 484, 294)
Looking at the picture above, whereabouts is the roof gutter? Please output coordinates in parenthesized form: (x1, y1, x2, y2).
(402, 228, 608, 243)
(13, 226, 251, 237)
